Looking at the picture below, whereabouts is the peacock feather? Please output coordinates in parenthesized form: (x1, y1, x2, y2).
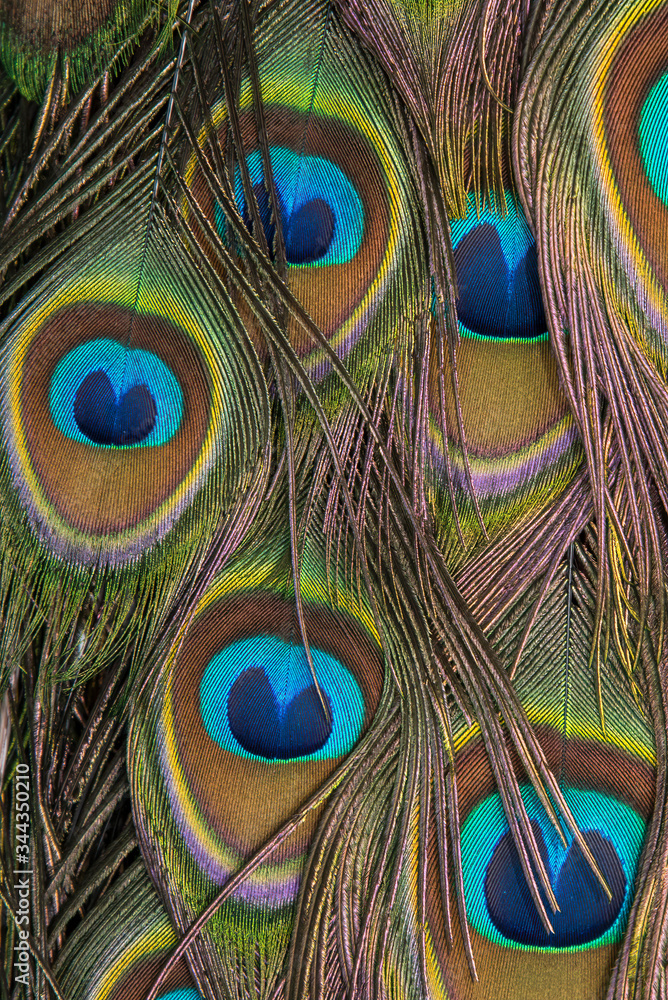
(1, 0, 667, 999)
(55, 861, 202, 1000)
(425, 188, 584, 549)
(128, 510, 384, 999)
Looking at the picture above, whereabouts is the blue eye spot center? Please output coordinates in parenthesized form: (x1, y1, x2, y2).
(484, 820, 626, 947)
(639, 71, 668, 205)
(449, 193, 547, 342)
(219, 146, 363, 269)
(73, 370, 157, 446)
(227, 665, 332, 760)
(199, 634, 365, 762)
(285, 198, 335, 265)
(49, 338, 184, 448)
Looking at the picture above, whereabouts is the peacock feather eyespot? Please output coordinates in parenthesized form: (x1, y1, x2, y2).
(426, 192, 582, 543)
(154, 587, 383, 893)
(449, 191, 548, 344)
(462, 785, 644, 951)
(184, 17, 424, 384)
(424, 542, 656, 999)
(129, 548, 385, 998)
(1, 260, 231, 566)
(425, 726, 655, 1000)
(189, 107, 405, 375)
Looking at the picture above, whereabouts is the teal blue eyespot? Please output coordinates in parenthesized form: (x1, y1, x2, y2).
(200, 634, 366, 762)
(443, 192, 548, 342)
(214, 146, 364, 267)
(461, 784, 646, 950)
(639, 72, 668, 206)
(49, 339, 184, 448)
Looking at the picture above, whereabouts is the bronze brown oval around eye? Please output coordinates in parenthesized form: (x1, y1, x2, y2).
(2, 290, 225, 565)
(160, 591, 383, 892)
(606, 7, 668, 303)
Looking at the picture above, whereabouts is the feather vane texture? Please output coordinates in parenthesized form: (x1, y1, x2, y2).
(55, 861, 202, 1000)
(515, 0, 668, 669)
(332, 0, 525, 213)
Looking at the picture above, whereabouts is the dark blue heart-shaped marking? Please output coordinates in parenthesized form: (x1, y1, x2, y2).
(227, 666, 332, 760)
(454, 223, 547, 340)
(285, 198, 335, 264)
(484, 819, 626, 947)
(73, 370, 157, 446)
